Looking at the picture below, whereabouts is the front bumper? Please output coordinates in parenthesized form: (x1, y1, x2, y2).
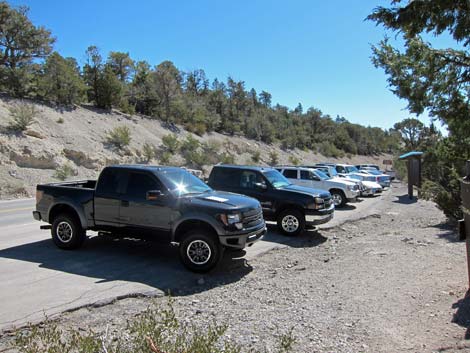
(344, 189, 360, 200)
(219, 224, 266, 249)
(305, 204, 335, 225)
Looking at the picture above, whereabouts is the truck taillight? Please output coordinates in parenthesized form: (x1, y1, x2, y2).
(36, 190, 43, 203)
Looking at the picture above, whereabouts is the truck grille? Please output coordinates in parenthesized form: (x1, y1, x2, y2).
(242, 207, 263, 228)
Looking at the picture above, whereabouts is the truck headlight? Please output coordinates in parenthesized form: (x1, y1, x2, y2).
(308, 197, 325, 210)
(220, 213, 242, 226)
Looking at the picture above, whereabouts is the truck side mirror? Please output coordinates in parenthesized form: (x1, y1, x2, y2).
(146, 190, 163, 200)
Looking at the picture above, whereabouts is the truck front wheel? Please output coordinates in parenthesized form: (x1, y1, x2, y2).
(277, 209, 305, 236)
(331, 190, 347, 208)
(179, 231, 222, 273)
(51, 214, 86, 250)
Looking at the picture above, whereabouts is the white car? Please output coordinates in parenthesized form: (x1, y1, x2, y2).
(348, 173, 383, 195)
(313, 166, 382, 196)
(276, 166, 360, 207)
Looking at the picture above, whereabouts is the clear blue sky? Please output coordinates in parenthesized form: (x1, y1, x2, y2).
(10, 0, 451, 130)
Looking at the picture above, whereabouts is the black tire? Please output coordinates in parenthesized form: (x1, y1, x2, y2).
(179, 230, 222, 273)
(331, 190, 347, 208)
(277, 209, 305, 236)
(51, 213, 86, 250)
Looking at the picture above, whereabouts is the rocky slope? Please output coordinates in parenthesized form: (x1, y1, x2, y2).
(0, 97, 392, 199)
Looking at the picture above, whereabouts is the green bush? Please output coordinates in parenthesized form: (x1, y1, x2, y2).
(13, 300, 296, 353)
(161, 134, 181, 154)
(106, 126, 131, 149)
(56, 117, 64, 124)
(180, 134, 200, 153)
(159, 151, 172, 165)
(318, 141, 344, 158)
(421, 179, 463, 220)
(142, 143, 156, 162)
(220, 152, 235, 164)
(288, 155, 300, 165)
(269, 151, 279, 166)
(251, 150, 261, 163)
(54, 163, 74, 181)
(7, 103, 38, 132)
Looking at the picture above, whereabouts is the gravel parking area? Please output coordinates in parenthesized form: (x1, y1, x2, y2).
(1, 183, 469, 352)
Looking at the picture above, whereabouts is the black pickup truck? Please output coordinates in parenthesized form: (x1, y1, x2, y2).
(33, 165, 266, 272)
(208, 165, 334, 236)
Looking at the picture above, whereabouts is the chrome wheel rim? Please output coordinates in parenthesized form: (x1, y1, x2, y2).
(187, 240, 211, 265)
(57, 221, 73, 243)
(332, 193, 343, 206)
(281, 215, 299, 233)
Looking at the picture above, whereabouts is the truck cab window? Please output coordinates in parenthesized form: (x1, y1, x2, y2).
(239, 171, 264, 189)
(125, 173, 160, 200)
(282, 169, 297, 179)
(97, 168, 123, 195)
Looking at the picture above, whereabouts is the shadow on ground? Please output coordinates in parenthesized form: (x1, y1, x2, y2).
(0, 235, 252, 297)
(452, 291, 470, 339)
(393, 194, 418, 204)
(335, 204, 357, 211)
(430, 222, 460, 243)
(264, 224, 328, 248)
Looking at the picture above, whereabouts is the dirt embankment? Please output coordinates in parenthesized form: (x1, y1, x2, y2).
(1, 184, 468, 352)
(0, 97, 393, 199)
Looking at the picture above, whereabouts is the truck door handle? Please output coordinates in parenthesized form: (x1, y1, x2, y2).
(121, 200, 129, 207)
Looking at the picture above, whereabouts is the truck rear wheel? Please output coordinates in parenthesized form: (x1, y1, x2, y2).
(179, 230, 222, 273)
(51, 214, 86, 250)
(277, 209, 305, 236)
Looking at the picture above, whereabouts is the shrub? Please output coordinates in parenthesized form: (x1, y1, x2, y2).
(7, 103, 38, 132)
(159, 151, 172, 165)
(13, 300, 296, 353)
(142, 143, 156, 162)
(251, 150, 261, 163)
(106, 126, 131, 149)
(421, 178, 463, 220)
(54, 163, 74, 181)
(220, 152, 235, 164)
(269, 151, 279, 166)
(288, 155, 300, 165)
(318, 141, 344, 158)
(56, 117, 64, 124)
(180, 134, 200, 154)
(161, 134, 180, 154)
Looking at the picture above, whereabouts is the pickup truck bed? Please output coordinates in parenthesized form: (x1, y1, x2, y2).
(35, 180, 96, 228)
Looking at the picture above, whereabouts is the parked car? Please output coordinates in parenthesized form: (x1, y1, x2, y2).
(207, 165, 334, 236)
(346, 173, 383, 195)
(348, 172, 387, 191)
(33, 165, 266, 272)
(358, 169, 391, 188)
(356, 164, 380, 171)
(275, 166, 360, 207)
(311, 165, 382, 197)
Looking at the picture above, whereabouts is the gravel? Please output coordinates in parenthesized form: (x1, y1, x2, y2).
(1, 183, 469, 352)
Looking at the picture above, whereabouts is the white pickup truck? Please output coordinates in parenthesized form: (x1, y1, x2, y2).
(276, 166, 360, 207)
(312, 165, 383, 197)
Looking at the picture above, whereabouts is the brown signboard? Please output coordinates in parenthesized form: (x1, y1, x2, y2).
(383, 159, 393, 165)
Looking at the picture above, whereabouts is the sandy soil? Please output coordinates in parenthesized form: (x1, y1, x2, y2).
(1, 183, 469, 352)
(0, 97, 393, 199)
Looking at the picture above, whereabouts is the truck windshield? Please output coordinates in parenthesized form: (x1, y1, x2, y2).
(315, 170, 330, 180)
(159, 169, 212, 196)
(345, 166, 359, 173)
(263, 170, 291, 189)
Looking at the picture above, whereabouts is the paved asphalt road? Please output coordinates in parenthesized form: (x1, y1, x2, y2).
(0, 190, 389, 331)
